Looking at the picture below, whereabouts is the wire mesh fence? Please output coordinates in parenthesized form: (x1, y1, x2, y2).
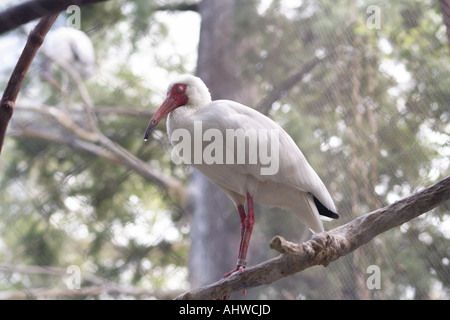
(0, 0, 449, 300)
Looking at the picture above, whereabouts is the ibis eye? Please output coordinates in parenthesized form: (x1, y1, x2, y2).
(176, 85, 185, 93)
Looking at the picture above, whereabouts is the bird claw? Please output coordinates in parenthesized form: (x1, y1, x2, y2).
(220, 265, 246, 300)
(222, 265, 245, 279)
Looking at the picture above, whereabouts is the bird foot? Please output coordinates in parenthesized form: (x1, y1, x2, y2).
(222, 265, 245, 279)
(220, 264, 246, 299)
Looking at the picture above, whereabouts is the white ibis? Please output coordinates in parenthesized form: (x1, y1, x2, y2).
(41, 27, 96, 79)
(144, 74, 338, 285)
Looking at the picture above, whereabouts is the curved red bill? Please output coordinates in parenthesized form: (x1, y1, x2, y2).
(143, 96, 179, 141)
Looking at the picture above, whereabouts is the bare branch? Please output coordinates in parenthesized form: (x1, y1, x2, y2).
(43, 105, 100, 142)
(32, 45, 188, 201)
(255, 55, 325, 115)
(152, 2, 199, 12)
(11, 122, 186, 204)
(0, 14, 58, 155)
(10, 127, 118, 163)
(90, 106, 154, 117)
(175, 175, 450, 300)
(0, 263, 182, 299)
(16, 102, 155, 118)
(38, 47, 101, 134)
(0, 0, 109, 35)
(0, 286, 181, 299)
(10, 51, 185, 202)
(0, 263, 105, 283)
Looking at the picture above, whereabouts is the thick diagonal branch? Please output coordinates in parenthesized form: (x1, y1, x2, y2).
(0, 0, 109, 35)
(9, 47, 185, 202)
(11, 124, 186, 204)
(0, 14, 58, 155)
(175, 175, 450, 300)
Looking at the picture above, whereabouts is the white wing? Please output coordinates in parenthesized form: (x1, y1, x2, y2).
(191, 100, 337, 213)
(167, 99, 337, 233)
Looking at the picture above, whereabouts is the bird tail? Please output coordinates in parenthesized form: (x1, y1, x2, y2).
(313, 195, 339, 219)
(290, 192, 325, 234)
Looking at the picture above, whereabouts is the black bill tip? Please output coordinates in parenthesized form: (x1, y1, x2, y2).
(144, 120, 158, 141)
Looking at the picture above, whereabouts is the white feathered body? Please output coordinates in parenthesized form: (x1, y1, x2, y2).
(42, 27, 96, 78)
(167, 96, 337, 233)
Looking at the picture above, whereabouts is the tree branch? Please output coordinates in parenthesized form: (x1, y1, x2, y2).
(0, 14, 58, 155)
(0, 263, 182, 299)
(255, 55, 327, 115)
(0, 0, 109, 35)
(33, 48, 187, 201)
(11, 125, 186, 204)
(175, 175, 450, 300)
(15, 102, 155, 119)
(97, 132, 187, 203)
(10, 127, 119, 163)
(0, 286, 182, 299)
(152, 3, 200, 13)
(9, 47, 185, 203)
(42, 49, 101, 133)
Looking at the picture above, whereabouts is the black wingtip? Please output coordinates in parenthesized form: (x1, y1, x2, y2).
(313, 196, 339, 219)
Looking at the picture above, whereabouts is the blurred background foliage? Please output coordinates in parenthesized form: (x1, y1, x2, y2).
(0, 0, 448, 299)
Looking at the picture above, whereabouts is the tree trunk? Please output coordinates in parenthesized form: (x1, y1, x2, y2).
(439, 0, 450, 51)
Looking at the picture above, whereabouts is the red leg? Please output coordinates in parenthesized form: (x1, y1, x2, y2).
(240, 192, 255, 264)
(223, 204, 246, 278)
(237, 204, 246, 260)
(222, 193, 255, 299)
